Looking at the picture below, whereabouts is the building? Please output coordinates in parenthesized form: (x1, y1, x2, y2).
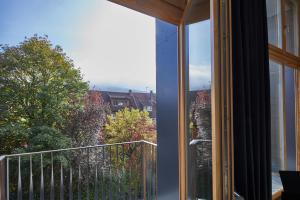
(86, 90, 156, 119)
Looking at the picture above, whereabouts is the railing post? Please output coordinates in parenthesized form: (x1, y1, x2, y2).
(0, 156, 7, 200)
(142, 142, 147, 200)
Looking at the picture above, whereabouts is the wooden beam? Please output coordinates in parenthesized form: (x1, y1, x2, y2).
(185, 0, 210, 24)
(108, 0, 184, 25)
(211, 0, 223, 198)
(269, 44, 300, 68)
(178, 23, 187, 200)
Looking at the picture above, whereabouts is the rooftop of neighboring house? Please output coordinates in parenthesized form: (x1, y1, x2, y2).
(86, 90, 157, 117)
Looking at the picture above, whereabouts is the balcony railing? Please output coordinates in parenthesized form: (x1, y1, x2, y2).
(0, 140, 157, 200)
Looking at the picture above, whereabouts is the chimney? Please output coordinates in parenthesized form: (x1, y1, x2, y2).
(150, 90, 153, 101)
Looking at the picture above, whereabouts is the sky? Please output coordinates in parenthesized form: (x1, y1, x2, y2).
(0, 0, 211, 92)
(0, 0, 156, 92)
(189, 20, 211, 90)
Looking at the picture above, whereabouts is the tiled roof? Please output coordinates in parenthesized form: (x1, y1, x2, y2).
(87, 90, 156, 111)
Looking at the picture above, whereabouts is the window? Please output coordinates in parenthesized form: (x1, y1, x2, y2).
(269, 60, 285, 194)
(144, 106, 152, 111)
(0, 0, 232, 199)
(284, 66, 297, 170)
(267, 0, 282, 48)
(187, 20, 212, 200)
(285, 0, 299, 55)
(269, 62, 298, 195)
(267, 0, 300, 198)
(270, 60, 285, 174)
(267, 0, 299, 55)
(113, 100, 128, 107)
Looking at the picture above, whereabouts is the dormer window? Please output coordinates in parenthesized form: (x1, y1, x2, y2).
(144, 106, 152, 111)
(113, 99, 128, 106)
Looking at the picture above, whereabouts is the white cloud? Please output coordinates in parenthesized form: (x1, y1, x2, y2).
(68, 1, 156, 91)
(189, 64, 211, 90)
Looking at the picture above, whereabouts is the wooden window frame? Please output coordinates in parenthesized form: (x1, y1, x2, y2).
(179, 0, 233, 199)
(269, 0, 300, 199)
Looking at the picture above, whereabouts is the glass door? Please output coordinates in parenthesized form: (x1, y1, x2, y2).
(186, 14, 212, 200)
(178, 0, 233, 199)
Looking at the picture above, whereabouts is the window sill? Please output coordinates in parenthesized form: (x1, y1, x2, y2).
(272, 189, 282, 200)
(272, 173, 283, 200)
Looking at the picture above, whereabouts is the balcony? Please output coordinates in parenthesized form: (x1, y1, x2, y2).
(0, 140, 157, 200)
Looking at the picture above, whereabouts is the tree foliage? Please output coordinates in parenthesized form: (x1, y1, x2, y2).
(103, 108, 156, 194)
(104, 108, 156, 143)
(64, 102, 110, 147)
(0, 35, 88, 154)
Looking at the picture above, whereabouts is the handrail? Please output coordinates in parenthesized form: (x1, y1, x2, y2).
(4, 140, 157, 158)
(0, 156, 6, 200)
(189, 139, 212, 145)
(2, 140, 157, 200)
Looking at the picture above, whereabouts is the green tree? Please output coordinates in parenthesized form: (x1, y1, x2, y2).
(103, 108, 156, 197)
(0, 35, 88, 154)
(104, 108, 156, 143)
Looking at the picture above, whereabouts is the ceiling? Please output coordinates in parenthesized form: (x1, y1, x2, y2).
(108, 0, 209, 25)
(163, 0, 187, 10)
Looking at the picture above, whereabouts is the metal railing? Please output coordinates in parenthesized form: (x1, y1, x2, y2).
(233, 192, 245, 200)
(189, 139, 212, 200)
(0, 140, 157, 200)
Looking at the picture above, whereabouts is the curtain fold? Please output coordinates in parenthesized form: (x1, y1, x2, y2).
(231, 0, 271, 199)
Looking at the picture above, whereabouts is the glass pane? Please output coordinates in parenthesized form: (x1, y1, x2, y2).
(187, 20, 212, 200)
(267, 0, 283, 48)
(285, 0, 299, 55)
(284, 66, 296, 170)
(269, 60, 284, 194)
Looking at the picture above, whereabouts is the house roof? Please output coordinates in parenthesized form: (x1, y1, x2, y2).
(87, 90, 156, 112)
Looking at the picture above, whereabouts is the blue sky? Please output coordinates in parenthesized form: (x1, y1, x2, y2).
(0, 0, 156, 92)
(0, 0, 211, 92)
(0, 0, 88, 48)
(189, 20, 211, 90)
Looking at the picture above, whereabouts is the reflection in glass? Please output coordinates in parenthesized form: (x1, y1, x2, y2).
(267, 0, 282, 48)
(187, 20, 212, 200)
(285, 0, 299, 55)
(269, 60, 285, 194)
(284, 66, 296, 170)
(270, 60, 285, 172)
(270, 63, 298, 195)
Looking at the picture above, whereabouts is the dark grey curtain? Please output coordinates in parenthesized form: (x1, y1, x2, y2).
(232, 0, 271, 199)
